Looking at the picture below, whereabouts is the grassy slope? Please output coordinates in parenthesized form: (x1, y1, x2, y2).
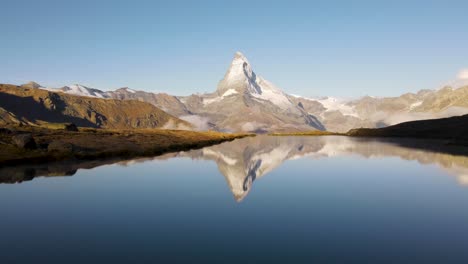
(347, 114, 468, 141)
(0, 126, 252, 166)
(268, 115, 468, 144)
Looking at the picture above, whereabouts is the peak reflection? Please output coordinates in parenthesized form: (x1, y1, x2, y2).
(181, 136, 468, 201)
(181, 136, 325, 201)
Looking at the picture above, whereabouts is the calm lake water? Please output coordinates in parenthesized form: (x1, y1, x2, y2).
(1, 136, 468, 263)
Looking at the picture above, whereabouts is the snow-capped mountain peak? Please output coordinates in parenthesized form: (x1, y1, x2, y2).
(115, 87, 137, 94)
(61, 84, 108, 98)
(40, 84, 109, 98)
(213, 52, 293, 109)
(217, 51, 260, 95)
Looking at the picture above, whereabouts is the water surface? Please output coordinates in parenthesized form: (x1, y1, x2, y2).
(1, 136, 468, 263)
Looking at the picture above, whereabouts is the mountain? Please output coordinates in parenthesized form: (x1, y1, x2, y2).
(37, 52, 324, 132)
(0, 84, 191, 129)
(42, 84, 192, 118)
(181, 52, 468, 132)
(178, 52, 325, 132)
(41, 84, 110, 98)
(108, 88, 191, 117)
(31, 52, 468, 133)
(58, 84, 109, 98)
(21, 81, 42, 89)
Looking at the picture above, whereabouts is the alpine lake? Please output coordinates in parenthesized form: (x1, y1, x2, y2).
(2, 135, 468, 263)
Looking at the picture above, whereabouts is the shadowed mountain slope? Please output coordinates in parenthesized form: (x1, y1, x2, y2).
(0, 84, 191, 129)
(347, 114, 468, 141)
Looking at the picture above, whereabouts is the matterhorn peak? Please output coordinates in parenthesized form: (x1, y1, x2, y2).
(212, 52, 293, 110)
(233, 51, 249, 62)
(216, 51, 262, 95)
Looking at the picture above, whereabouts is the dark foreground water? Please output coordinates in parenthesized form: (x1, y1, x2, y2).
(1, 136, 468, 263)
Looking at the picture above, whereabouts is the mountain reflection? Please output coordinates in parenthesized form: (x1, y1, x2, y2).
(179, 136, 468, 201)
(180, 136, 326, 201)
(1, 136, 468, 202)
(140, 136, 468, 201)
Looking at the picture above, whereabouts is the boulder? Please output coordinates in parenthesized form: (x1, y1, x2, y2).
(0, 128, 12, 135)
(64, 123, 79, 132)
(47, 141, 74, 155)
(12, 134, 37, 149)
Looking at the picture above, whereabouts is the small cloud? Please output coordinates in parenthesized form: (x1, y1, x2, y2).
(179, 115, 211, 131)
(457, 69, 468, 79)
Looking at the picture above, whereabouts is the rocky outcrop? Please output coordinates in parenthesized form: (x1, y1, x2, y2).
(12, 134, 37, 149)
(64, 123, 78, 131)
(47, 141, 74, 155)
(0, 128, 12, 135)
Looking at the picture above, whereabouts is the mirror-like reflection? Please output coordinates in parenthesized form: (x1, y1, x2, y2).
(181, 136, 468, 201)
(2, 136, 468, 263)
(2, 136, 468, 202)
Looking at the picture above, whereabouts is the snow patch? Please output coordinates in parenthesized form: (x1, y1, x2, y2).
(251, 145, 293, 177)
(202, 149, 238, 165)
(178, 97, 188, 104)
(250, 78, 292, 109)
(40, 87, 60, 92)
(65, 84, 107, 98)
(203, 89, 239, 105)
(42, 84, 109, 98)
(222, 89, 238, 97)
(203, 97, 222, 105)
(40, 84, 110, 98)
(316, 97, 358, 117)
(409, 101, 422, 110)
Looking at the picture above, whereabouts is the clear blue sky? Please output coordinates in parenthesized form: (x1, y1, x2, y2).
(1, 0, 467, 97)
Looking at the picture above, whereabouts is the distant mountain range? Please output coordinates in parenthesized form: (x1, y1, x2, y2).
(5, 52, 468, 132)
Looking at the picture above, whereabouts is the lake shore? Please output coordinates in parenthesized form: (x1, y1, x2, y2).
(346, 114, 468, 146)
(268, 114, 468, 147)
(0, 125, 253, 167)
(268, 131, 343, 136)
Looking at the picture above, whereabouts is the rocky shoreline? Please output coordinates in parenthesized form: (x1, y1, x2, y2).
(0, 125, 252, 167)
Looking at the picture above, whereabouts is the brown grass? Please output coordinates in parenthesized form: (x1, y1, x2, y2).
(0, 125, 253, 166)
